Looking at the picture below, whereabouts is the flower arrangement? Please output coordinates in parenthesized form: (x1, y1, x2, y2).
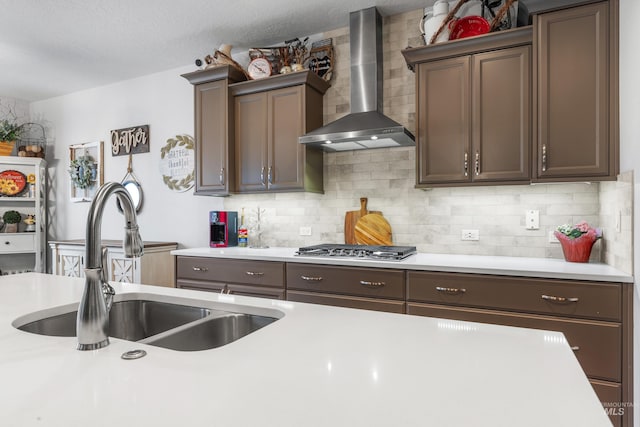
(555, 221, 602, 240)
(554, 221, 601, 263)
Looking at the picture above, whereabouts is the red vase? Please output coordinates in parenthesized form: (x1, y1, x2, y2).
(554, 231, 597, 263)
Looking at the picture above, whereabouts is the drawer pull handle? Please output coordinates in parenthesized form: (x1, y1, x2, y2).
(192, 266, 208, 272)
(541, 294, 579, 303)
(436, 286, 466, 294)
(360, 280, 385, 287)
(301, 275, 323, 282)
(245, 271, 264, 276)
(570, 346, 580, 352)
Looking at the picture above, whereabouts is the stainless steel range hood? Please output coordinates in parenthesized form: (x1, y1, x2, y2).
(299, 7, 415, 152)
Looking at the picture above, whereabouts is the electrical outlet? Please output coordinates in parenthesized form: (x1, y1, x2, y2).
(525, 210, 540, 230)
(461, 229, 479, 241)
(615, 210, 622, 233)
(299, 226, 312, 236)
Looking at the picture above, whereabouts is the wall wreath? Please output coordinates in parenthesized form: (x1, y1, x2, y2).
(68, 156, 96, 190)
(159, 134, 195, 192)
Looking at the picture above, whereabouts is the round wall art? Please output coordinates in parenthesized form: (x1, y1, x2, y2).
(159, 134, 195, 192)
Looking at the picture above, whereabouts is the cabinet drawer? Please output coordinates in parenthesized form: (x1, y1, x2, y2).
(407, 271, 621, 321)
(287, 290, 405, 314)
(0, 234, 35, 253)
(287, 264, 405, 299)
(591, 379, 622, 427)
(408, 303, 621, 382)
(176, 256, 284, 288)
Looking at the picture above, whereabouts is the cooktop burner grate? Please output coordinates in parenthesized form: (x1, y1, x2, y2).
(295, 244, 417, 261)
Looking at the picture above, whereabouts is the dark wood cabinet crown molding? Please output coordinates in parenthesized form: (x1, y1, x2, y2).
(402, 27, 533, 71)
(181, 65, 247, 85)
(230, 70, 330, 97)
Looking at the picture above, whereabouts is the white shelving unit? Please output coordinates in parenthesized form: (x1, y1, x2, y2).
(0, 157, 46, 274)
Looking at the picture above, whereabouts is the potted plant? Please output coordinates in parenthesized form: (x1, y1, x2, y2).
(0, 120, 20, 156)
(554, 221, 602, 263)
(2, 210, 22, 233)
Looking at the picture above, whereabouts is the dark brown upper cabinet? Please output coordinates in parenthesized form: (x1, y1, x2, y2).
(404, 28, 532, 187)
(533, 0, 619, 182)
(182, 66, 246, 196)
(231, 71, 328, 194)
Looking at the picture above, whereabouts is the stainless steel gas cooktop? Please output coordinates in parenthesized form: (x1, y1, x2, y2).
(295, 244, 417, 261)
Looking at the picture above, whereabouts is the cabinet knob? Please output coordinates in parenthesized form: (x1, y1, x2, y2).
(359, 280, 385, 287)
(474, 151, 480, 176)
(260, 167, 266, 186)
(267, 166, 273, 185)
(245, 271, 264, 276)
(570, 346, 580, 352)
(301, 275, 323, 282)
(192, 266, 208, 272)
(4, 241, 9, 245)
(541, 294, 579, 303)
(435, 286, 466, 294)
(463, 152, 469, 177)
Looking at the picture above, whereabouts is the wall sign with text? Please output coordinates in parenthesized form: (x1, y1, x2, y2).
(110, 125, 150, 156)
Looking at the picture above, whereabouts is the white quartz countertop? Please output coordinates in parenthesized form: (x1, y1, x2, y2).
(172, 247, 633, 283)
(2, 273, 611, 426)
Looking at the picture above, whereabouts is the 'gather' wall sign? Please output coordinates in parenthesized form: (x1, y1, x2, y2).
(110, 125, 150, 156)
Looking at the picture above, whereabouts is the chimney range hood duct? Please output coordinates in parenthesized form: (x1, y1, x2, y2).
(299, 7, 415, 152)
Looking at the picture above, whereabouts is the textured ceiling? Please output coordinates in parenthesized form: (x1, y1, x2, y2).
(0, 0, 430, 102)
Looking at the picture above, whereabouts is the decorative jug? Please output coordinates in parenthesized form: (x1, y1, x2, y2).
(420, 0, 450, 45)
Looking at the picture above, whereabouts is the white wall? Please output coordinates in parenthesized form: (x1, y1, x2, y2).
(29, 65, 224, 249)
(618, 0, 640, 421)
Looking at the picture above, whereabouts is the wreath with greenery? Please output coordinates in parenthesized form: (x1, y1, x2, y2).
(68, 156, 95, 189)
(161, 135, 195, 191)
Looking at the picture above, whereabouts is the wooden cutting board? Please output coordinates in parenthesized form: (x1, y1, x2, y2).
(355, 213, 393, 246)
(344, 198, 381, 244)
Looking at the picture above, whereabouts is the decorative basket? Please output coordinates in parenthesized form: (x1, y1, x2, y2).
(554, 231, 597, 263)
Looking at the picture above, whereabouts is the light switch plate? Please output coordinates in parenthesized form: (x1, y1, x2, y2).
(461, 229, 479, 241)
(526, 210, 540, 230)
(299, 226, 312, 236)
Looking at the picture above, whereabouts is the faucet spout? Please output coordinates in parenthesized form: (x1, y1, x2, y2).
(77, 182, 144, 351)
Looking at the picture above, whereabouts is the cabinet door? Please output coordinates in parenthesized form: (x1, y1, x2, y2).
(267, 86, 305, 191)
(195, 80, 233, 194)
(472, 45, 531, 182)
(416, 56, 471, 185)
(235, 92, 268, 192)
(535, 1, 611, 180)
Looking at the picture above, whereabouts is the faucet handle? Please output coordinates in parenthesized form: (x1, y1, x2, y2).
(100, 246, 114, 311)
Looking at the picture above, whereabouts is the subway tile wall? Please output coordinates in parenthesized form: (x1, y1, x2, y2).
(224, 9, 632, 272)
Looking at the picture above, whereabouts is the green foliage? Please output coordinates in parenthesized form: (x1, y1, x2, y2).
(2, 210, 21, 224)
(0, 120, 20, 141)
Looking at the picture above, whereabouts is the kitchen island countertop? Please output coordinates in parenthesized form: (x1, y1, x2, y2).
(172, 246, 633, 283)
(1, 273, 611, 426)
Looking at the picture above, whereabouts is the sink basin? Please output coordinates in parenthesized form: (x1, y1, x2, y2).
(141, 313, 277, 351)
(13, 293, 282, 351)
(16, 300, 213, 340)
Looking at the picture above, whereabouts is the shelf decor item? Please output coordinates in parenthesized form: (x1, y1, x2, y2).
(2, 210, 22, 233)
(0, 119, 20, 156)
(0, 170, 27, 196)
(68, 141, 104, 202)
(554, 221, 602, 263)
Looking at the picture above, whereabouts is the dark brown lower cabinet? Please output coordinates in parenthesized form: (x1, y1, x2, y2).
(175, 256, 285, 300)
(407, 270, 631, 427)
(286, 263, 405, 313)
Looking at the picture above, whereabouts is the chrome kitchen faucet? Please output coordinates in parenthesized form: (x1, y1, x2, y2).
(76, 182, 144, 351)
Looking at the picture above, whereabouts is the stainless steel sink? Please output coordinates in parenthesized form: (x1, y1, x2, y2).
(141, 313, 277, 351)
(13, 293, 282, 351)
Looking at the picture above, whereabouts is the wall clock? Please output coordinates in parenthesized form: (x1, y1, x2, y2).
(248, 57, 272, 79)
